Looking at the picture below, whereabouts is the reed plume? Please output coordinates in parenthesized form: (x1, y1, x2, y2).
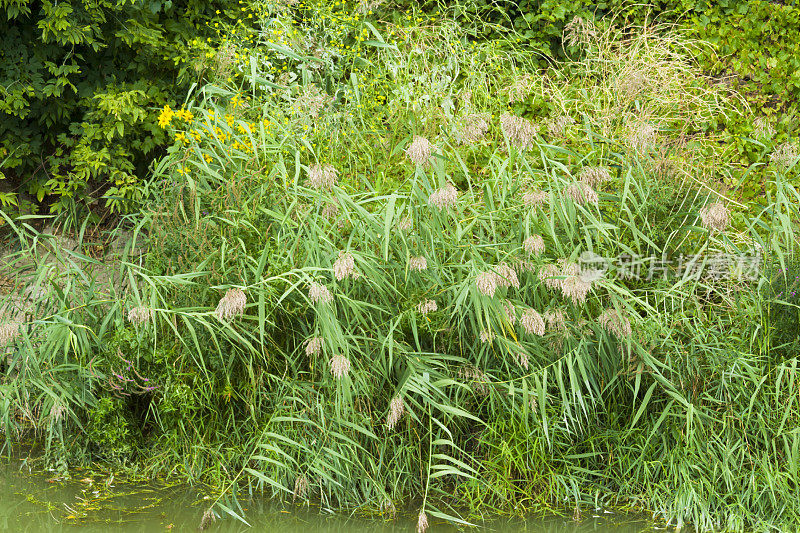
(215, 288, 246, 321)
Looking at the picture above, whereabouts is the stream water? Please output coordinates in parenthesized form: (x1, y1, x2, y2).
(0, 459, 654, 532)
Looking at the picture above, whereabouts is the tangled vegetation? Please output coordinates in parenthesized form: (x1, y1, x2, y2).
(1, 1, 800, 531)
(0, 0, 260, 217)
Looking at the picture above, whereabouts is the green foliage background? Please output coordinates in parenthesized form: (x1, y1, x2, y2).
(2, 0, 799, 215)
(0, 0, 243, 215)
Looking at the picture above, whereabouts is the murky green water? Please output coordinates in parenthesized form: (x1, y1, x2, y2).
(1, 459, 653, 532)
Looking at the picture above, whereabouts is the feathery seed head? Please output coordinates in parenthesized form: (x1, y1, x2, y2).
(429, 183, 458, 210)
(626, 120, 657, 151)
(699, 201, 730, 232)
(293, 84, 330, 119)
(521, 308, 546, 336)
(459, 364, 489, 396)
(578, 166, 611, 188)
(476, 271, 499, 297)
(127, 306, 152, 325)
(0, 322, 20, 346)
(460, 90, 473, 108)
(408, 256, 428, 272)
(503, 301, 517, 326)
(356, 0, 384, 14)
(50, 402, 67, 422)
(546, 115, 575, 138)
(560, 262, 593, 305)
(456, 112, 490, 144)
(770, 141, 798, 170)
(565, 182, 599, 205)
(523, 189, 549, 207)
(495, 263, 520, 289)
(514, 350, 530, 370)
(505, 75, 537, 103)
(479, 328, 495, 343)
(523, 234, 545, 255)
(309, 282, 333, 305)
(614, 68, 649, 104)
(538, 263, 562, 290)
(417, 511, 429, 533)
(329, 353, 351, 379)
(417, 299, 438, 315)
(753, 117, 775, 139)
(199, 508, 217, 530)
(333, 251, 357, 281)
(598, 308, 633, 337)
(293, 475, 309, 500)
(500, 112, 536, 150)
(564, 15, 598, 48)
(516, 259, 537, 273)
(529, 394, 539, 413)
(307, 164, 338, 190)
(561, 262, 581, 277)
(406, 136, 434, 166)
(305, 336, 324, 356)
(215, 288, 246, 321)
(397, 216, 413, 231)
(321, 200, 339, 219)
(544, 309, 567, 332)
(386, 396, 405, 430)
(561, 276, 592, 304)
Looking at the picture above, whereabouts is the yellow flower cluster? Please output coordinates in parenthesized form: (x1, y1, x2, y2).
(158, 105, 194, 129)
(231, 139, 254, 153)
(158, 105, 174, 128)
(175, 108, 194, 122)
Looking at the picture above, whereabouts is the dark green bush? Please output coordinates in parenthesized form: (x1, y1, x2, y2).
(86, 397, 136, 461)
(0, 0, 239, 217)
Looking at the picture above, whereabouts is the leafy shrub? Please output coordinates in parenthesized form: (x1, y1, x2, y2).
(0, 0, 246, 217)
(86, 397, 136, 461)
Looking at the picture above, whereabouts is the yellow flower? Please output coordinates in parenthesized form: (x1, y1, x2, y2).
(175, 108, 194, 122)
(158, 105, 174, 128)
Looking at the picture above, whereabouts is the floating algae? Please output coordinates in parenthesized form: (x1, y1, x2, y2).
(0, 459, 656, 532)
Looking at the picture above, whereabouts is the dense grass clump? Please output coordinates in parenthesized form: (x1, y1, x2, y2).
(1, 4, 799, 531)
